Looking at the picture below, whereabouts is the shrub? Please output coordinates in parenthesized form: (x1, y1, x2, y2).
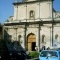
(28, 51, 39, 58)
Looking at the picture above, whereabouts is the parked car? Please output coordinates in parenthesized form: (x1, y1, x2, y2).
(7, 41, 31, 60)
(0, 40, 31, 60)
(9, 49, 31, 60)
(39, 49, 60, 60)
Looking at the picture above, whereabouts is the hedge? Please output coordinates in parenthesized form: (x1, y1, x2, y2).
(28, 51, 40, 58)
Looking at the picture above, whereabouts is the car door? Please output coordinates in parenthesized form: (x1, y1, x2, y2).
(40, 57, 58, 60)
(39, 57, 49, 60)
(47, 57, 58, 60)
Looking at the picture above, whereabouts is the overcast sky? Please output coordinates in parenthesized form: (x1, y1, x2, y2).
(0, 0, 60, 24)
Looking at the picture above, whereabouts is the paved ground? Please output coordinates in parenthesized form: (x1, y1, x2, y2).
(26, 58, 39, 60)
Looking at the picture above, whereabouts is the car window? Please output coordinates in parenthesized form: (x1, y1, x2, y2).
(40, 51, 47, 57)
(59, 51, 60, 56)
(50, 51, 58, 57)
(40, 51, 58, 57)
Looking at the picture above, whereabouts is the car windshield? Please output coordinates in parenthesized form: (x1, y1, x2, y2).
(40, 51, 58, 57)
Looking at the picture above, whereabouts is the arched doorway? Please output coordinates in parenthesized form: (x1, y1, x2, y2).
(27, 33, 36, 51)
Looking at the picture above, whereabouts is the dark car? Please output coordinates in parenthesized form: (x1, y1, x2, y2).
(0, 40, 31, 60)
(6, 41, 31, 60)
(9, 51, 22, 60)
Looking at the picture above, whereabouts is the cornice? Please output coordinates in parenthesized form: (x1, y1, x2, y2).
(13, 0, 54, 5)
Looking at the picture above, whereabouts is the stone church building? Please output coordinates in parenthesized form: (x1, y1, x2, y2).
(4, 0, 60, 51)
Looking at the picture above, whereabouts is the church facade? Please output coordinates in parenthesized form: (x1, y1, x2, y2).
(4, 0, 60, 51)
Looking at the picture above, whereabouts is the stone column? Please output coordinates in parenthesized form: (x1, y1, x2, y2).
(14, 28, 18, 41)
(24, 25, 27, 50)
(38, 24, 40, 51)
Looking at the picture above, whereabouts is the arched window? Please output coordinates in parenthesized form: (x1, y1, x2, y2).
(30, 10, 35, 18)
(18, 35, 21, 42)
(42, 35, 45, 43)
(55, 34, 58, 39)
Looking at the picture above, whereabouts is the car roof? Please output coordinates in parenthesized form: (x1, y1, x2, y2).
(41, 49, 60, 52)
